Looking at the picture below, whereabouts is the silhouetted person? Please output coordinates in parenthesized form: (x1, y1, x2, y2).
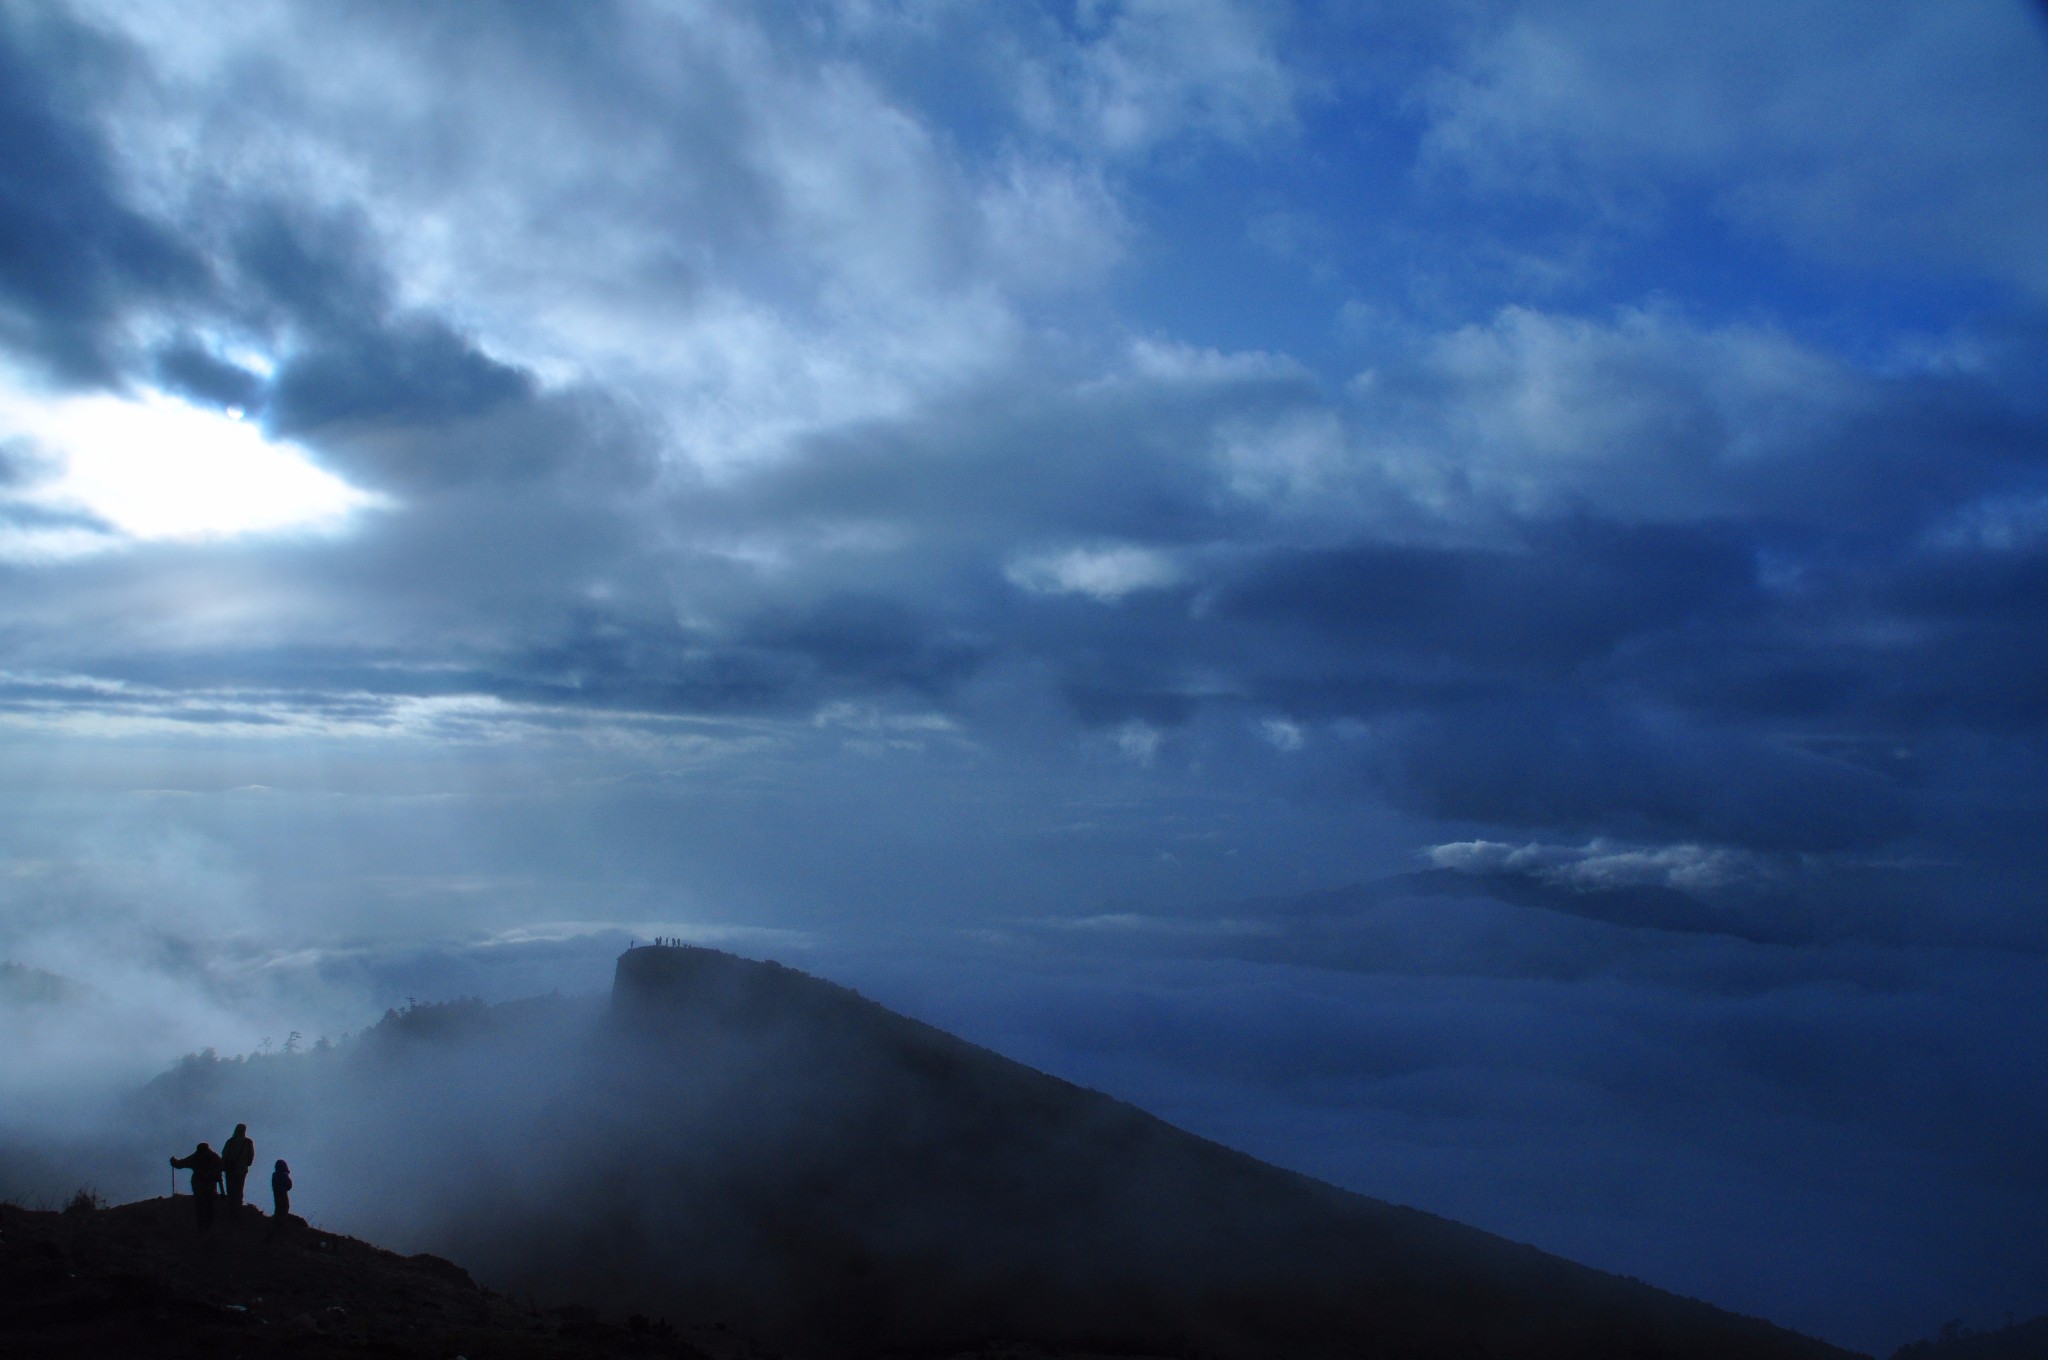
(270, 1159, 292, 1228)
(222, 1123, 255, 1211)
(169, 1142, 223, 1232)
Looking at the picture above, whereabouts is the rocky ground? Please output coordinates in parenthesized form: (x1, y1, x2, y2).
(0, 1195, 761, 1359)
(0, 1196, 1201, 1360)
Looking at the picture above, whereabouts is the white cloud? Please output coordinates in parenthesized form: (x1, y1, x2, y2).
(1220, 406, 1353, 508)
(1115, 719, 1163, 764)
(1125, 337, 1306, 385)
(1015, 0, 1298, 155)
(1354, 304, 1856, 524)
(1421, 0, 2048, 292)
(1923, 490, 2048, 555)
(1259, 717, 1304, 751)
(74, 1, 1110, 479)
(0, 673, 778, 752)
(811, 701, 957, 733)
(978, 157, 1130, 292)
(1548, 842, 1762, 893)
(1006, 543, 1183, 601)
(1428, 837, 1766, 893)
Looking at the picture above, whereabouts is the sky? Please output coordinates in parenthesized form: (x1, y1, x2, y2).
(2, 0, 2047, 1351)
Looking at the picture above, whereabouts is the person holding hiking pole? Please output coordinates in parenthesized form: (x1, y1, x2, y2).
(169, 1141, 223, 1233)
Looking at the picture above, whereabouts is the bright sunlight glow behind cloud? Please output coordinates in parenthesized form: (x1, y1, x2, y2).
(1, 385, 383, 553)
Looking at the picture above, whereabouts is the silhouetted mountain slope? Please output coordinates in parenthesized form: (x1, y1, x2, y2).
(1891, 1315, 2048, 1360)
(0, 1196, 721, 1358)
(123, 945, 1864, 1360)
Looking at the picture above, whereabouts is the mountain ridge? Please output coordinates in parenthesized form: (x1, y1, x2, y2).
(86, 944, 1868, 1359)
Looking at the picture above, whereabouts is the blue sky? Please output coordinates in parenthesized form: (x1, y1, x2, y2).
(3, 2, 2047, 1351)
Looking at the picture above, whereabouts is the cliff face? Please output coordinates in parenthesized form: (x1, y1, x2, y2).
(122, 944, 1868, 1360)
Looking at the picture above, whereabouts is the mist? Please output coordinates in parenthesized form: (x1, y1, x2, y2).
(5, 893, 2044, 1353)
(0, 943, 1870, 1358)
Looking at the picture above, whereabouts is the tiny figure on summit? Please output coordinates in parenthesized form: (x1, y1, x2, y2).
(222, 1122, 255, 1210)
(271, 1159, 293, 1229)
(169, 1141, 223, 1232)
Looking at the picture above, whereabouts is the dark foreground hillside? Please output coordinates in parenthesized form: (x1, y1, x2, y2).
(114, 944, 1863, 1360)
(0, 1196, 733, 1359)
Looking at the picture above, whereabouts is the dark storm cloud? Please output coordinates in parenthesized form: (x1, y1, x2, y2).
(8, 293, 2044, 867)
(1855, 542, 2048, 730)
(1218, 520, 1759, 677)
(226, 206, 536, 457)
(151, 338, 264, 411)
(0, 6, 201, 384)
(471, 603, 981, 718)
(5, 289, 2044, 880)
(123, 200, 551, 489)
(1366, 699, 1910, 852)
(730, 360, 1311, 548)
(267, 319, 531, 443)
(890, 314, 2048, 859)
(676, 313, 2039, 865)
(740, 593, 987, 697)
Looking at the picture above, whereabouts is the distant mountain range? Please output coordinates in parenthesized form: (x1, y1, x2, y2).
(117, 943, 1862, 1359)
